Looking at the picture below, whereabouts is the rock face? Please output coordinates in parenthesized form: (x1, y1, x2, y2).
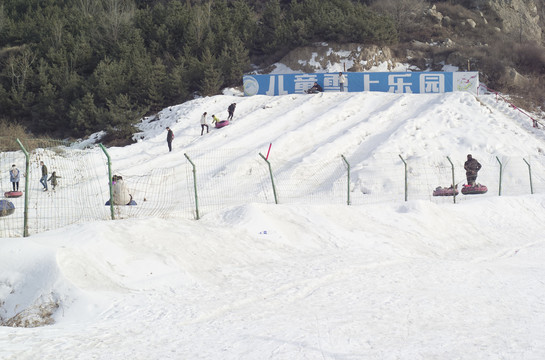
(275, 43, 400, 73)
(472, 0, 544, 43)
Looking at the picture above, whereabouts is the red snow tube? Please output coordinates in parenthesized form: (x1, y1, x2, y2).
(433, 186, 458, 196)
(4, 191, 23, 198)
(461, 184, 488, 195)
(215, 120, 230, 128)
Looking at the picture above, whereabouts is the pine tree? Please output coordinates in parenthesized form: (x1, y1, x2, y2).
(199, 48, 223, 96)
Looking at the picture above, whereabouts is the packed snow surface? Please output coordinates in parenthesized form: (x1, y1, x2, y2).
(2, 88, 545, 359)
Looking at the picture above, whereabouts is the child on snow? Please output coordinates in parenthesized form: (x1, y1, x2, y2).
(48, 171, 61, 190)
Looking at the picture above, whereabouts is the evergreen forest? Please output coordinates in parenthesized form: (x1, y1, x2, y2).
(0, 0, 397, 141)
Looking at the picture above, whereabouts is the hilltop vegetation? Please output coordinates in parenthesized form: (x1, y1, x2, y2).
(0, 0, 395, 141)
(0, 0, 544, 143)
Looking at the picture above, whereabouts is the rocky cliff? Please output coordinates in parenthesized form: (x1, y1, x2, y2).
(475, 0, 544, 44)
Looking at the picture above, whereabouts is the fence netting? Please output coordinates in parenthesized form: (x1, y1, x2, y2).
(2, 137, 545, 237)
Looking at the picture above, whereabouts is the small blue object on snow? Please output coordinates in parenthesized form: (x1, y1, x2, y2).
(0, 199, 15, 217)
(105, 199, 137, 206)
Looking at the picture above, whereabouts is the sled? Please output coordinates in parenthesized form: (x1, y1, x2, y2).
(215, 120, 230, 128)
(461, 184, 488, 195)
(4, 191, 23, 198)
(105, 199, 137, 206)
(433, 186, 458, 197)
(0, 200, 15, 217)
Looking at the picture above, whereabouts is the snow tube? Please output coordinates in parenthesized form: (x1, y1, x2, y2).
(0, 200, 15, 217)
(4, 191, 23, 198)
(432, 186, 458, 196)
(215, 120, 230, 128)
(105, 199, 137, 206)
(461, 184, 488, 195)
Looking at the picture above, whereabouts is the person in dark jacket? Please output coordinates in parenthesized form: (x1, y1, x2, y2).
(40, 161, 48, 191)
(306, 82, 323, 94)
(464, 154, 482, 186)
(48, 171, 61, 190)
(227, 103, 236, 121)
(166, 127, 174, 152)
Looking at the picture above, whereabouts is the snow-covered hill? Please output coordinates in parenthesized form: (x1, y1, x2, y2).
(2, 88, 545, 359)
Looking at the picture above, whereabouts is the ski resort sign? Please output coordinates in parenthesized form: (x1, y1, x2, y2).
(243, 72, 479, 96)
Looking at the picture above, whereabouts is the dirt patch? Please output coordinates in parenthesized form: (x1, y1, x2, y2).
(1, 294, 61, 328)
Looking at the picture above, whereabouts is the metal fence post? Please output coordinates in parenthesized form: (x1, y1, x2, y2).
(341, 155, 351, 205)
(259, 152, 278, 204)
(184, 153, 200, 220)
(16, 139, 30, 237)
(99, 144, 115, 220)
(446, 156, 456, 204)
(496, 156, 502, 196)
(523, 158, 534, 194)
(399, 155, 408, 202)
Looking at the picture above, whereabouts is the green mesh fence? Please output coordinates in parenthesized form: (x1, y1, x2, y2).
(3, 135, 545, 238)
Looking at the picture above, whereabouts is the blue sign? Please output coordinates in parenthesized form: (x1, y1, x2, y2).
(243, 72, 479, 96)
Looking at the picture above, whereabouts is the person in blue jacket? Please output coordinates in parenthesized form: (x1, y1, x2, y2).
(9, 164, 20, 191)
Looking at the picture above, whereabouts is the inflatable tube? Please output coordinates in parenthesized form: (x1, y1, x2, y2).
(432, 186, 458, 197)
(4, 191, 23, 198)
(105, 199, 137, 206)
(461, 184, 488, 195)
(215, 120, 230, 128)
(0, 200, 15, 217)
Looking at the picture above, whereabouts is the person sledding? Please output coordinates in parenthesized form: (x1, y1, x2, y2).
(433, 184, 458, 197)
(305, 82, 323, 94)
(464, 154, 481, 186)
(212, 114, 229, 128)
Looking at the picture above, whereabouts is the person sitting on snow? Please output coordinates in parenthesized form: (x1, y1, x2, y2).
(306, 82, 323, 94)
(464, 154, 482, 186)
(112, 175, 133, 205)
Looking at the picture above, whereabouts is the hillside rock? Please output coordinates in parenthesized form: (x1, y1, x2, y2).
(472, 0, 544, 43)
(274, 43, 402, 73)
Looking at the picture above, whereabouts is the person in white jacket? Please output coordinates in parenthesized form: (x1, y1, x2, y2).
(339, 72, 346, 92)
(112, 175, 132, 205)
(200, 112, 209, 135)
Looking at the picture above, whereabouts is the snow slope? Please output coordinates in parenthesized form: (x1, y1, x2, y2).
(2, 88, 545, 360)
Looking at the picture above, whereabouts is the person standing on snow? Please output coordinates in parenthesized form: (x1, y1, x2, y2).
(40, 161, 48, 191)
(227, 103, 236, 121)
(166, 127, 174, 152)
(464, 154, 482, 186)
(48, 171, 61, 190)
(339, 72, 346, 92)
(9, 164, 20, 192)
(200, 112, 209, 135)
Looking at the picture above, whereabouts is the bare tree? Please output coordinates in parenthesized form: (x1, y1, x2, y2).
(77, 0, 100, 17)
(370, 0, 429, 35)
(100, 0, 136, 45)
